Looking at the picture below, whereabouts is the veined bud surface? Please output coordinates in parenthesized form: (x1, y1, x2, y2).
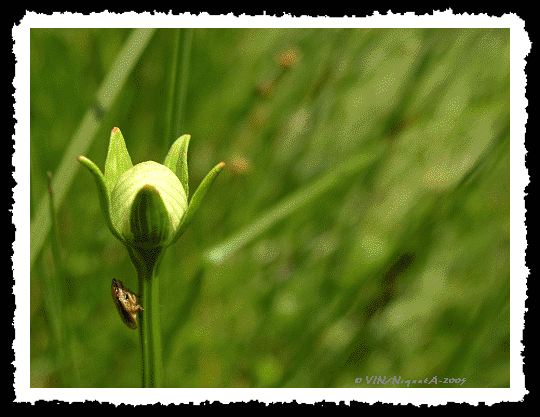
(110, 161, 188, 248)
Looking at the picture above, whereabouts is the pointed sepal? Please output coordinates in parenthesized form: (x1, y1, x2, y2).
(77, 155, 124, 243)
(170, 161, 225, 245)
(104, 127, 133, 197)
(163, 134, 190, 199)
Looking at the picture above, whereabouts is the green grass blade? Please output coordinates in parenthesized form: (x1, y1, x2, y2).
(30, 28, 156, 267)
(204, 151, 378, 264)
(175, 28, 193, 139)
(163, 29, 182, 155)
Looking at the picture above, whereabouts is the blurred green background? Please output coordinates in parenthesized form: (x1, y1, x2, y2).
(30, 28, 510, 388)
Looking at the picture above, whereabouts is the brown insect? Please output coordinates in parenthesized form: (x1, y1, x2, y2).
(111, 278, 143, 329)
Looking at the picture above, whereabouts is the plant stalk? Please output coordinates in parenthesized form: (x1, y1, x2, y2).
(138, 251, 164, 388)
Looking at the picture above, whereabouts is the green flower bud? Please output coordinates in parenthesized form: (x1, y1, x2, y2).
(78, 127, 225, 255)
(110, 161, 188, 248)
(79, 127, 225, 334)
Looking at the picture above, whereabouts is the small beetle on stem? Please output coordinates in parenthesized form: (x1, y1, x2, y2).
(111, 278, 144, 329)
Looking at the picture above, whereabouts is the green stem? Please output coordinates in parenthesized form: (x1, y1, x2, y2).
(164, 29, 181, 156)
(176, 28, 193, 138)
(138, 250, 164, 388)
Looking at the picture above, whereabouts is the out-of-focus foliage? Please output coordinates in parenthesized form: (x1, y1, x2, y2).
(30, 28, 509, 388)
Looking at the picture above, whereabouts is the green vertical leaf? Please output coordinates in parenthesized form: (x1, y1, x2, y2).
(104, 127, 133, 196)
(163, 134, 190, 199)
